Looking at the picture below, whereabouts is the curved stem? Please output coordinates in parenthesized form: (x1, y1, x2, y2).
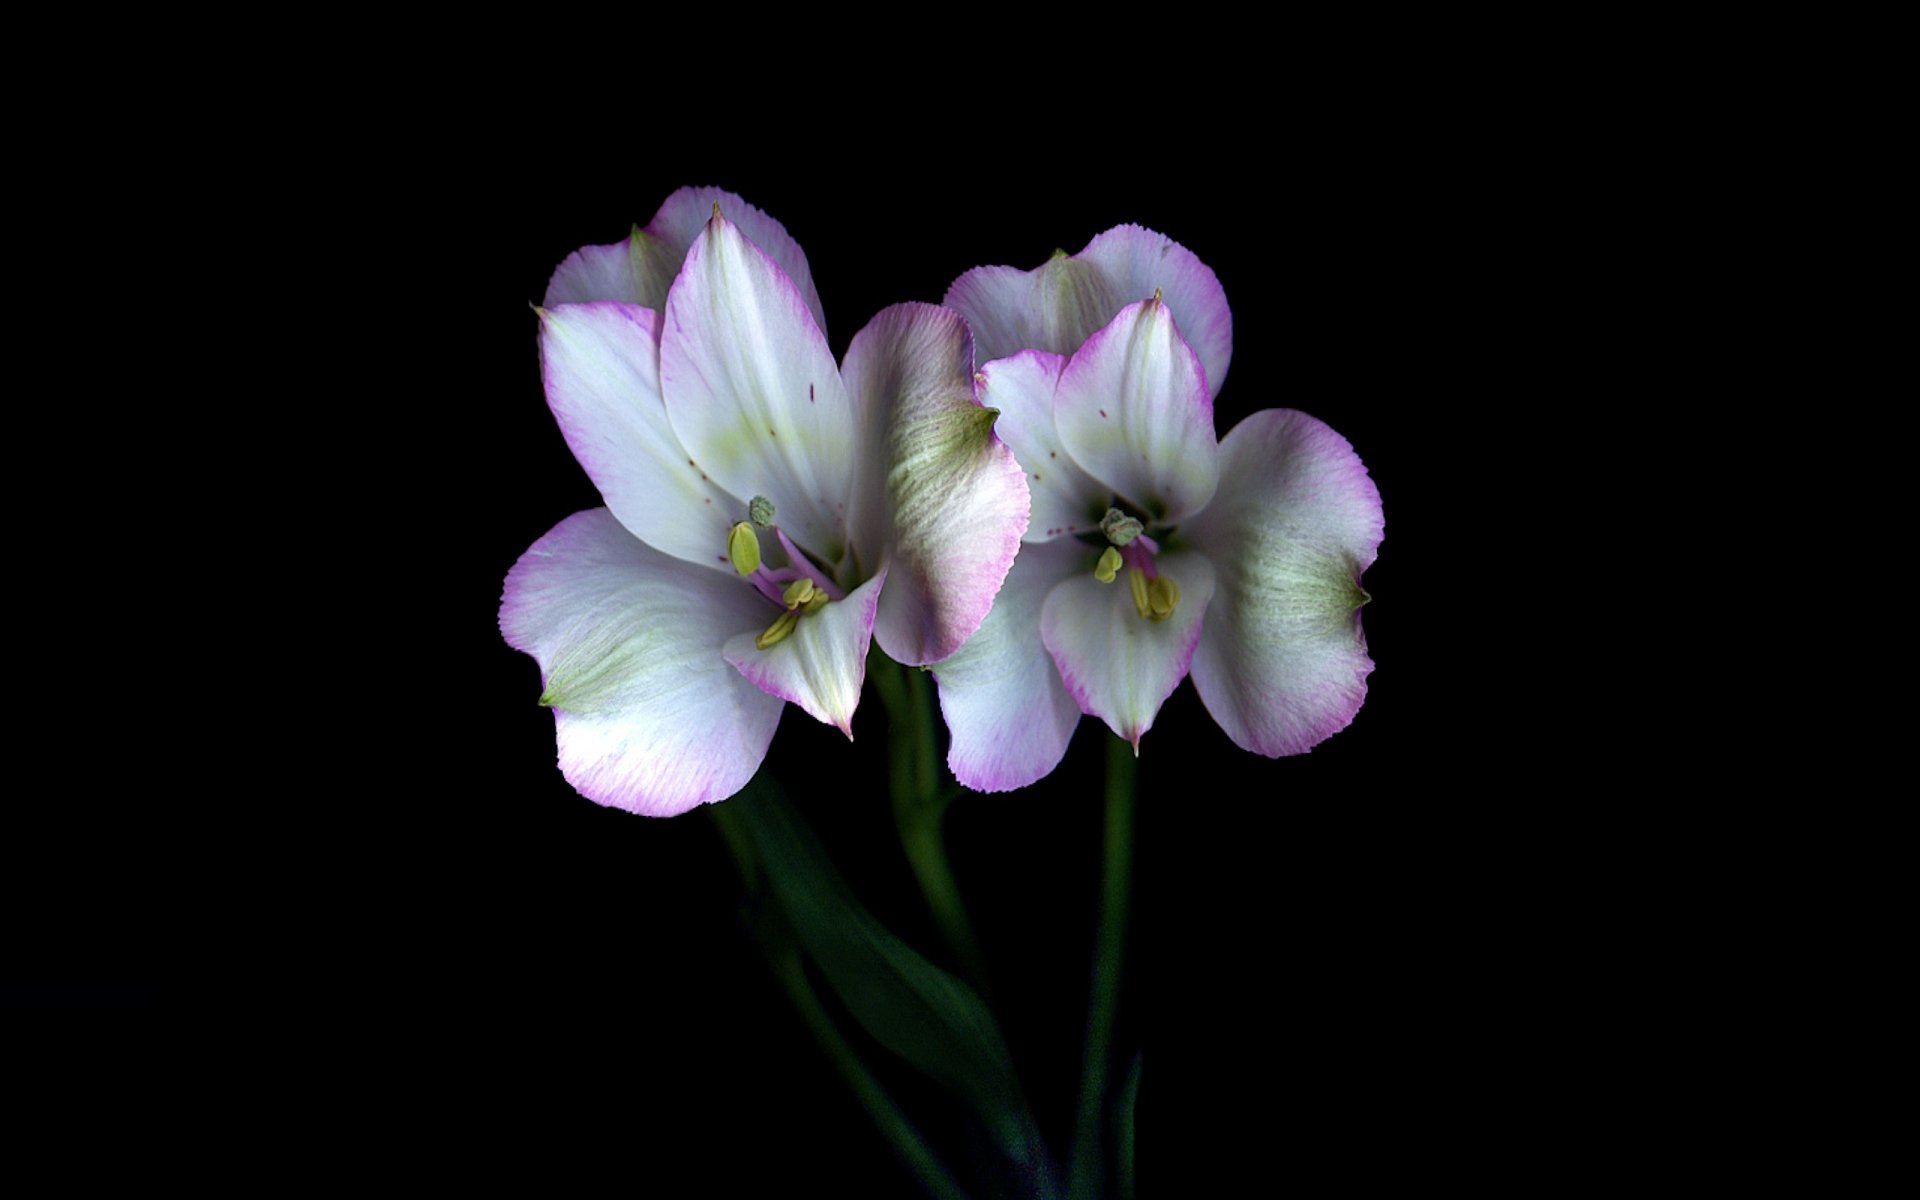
(711, 803, 971, 1200)
(769, 950, 973, 1200)
(875, 655, 992, 998)
(1068, 733, 1136, 1200)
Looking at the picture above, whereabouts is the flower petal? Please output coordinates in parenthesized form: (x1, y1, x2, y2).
(543, 187, 827, 338)
(645, 187, 828, 339)
(1054, 298, 1220, 523)
(724, 566, 888, 738)
(931, 541, 1085, 791)
(500, 508, 784, 815)
(1040, 550, 1216, 750)
(944, 225, 1231, 397)
(943, 257, 1122, 364)
(1182, 410, 1383, 756)
(975, 350, 1106, 543)
(538, 302, 742, 572)
(1073, 224, 1232, 398)
(661, 212, 856, 566)
(841, 303, 1030, 665)
(544, 236, 652, 308)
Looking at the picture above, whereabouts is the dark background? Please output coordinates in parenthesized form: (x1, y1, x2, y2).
(10, 129, 1550, 1188)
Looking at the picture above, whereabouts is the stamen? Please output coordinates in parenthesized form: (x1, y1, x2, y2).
(1100, 507, 1144, 547)
(1129, 567, 1151, 619)
(755, 609, 800, 650)
(728, 522, 761, 576)
(801, 589, 830, 614)
(1146, 575, 1180, 623)
(782, 578, 817, 610)
(1094, 546, 1123, 584)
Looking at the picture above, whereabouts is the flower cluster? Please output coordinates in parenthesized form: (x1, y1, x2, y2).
(503, 189, 1381, 812)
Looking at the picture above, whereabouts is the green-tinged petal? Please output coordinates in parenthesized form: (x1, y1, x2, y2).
(1182, 409, 1383, 756)
(843, 303, 1031, 665)
(499, 509, 783, 815)
(942, 254, 1122, 365)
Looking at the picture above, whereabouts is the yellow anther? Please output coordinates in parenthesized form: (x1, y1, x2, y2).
(782, 578, 817, 610)
(802, 589, 831, 614)
(728, 522, 761, 576)
(1146, 575, 1180, 623)
(1129, 567, 1151, 619)
(755, 609, 800, 650)
(1094, 547, 1123, 584)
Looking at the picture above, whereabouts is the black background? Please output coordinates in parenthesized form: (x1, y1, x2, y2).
(12, 127, 1550, 1190)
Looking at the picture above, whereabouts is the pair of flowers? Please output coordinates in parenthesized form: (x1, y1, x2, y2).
(501, 188, 1382, 814)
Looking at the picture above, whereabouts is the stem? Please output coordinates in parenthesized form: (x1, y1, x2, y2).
(769, 951, 973, 1200)
(711, 803, 971, 1200)
(1068, 734, 1137, 1200)
(876, 655, 992, 998)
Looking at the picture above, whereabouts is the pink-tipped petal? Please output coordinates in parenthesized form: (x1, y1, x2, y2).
(943, 256, 1123, 366)
(1074, 224, 1232, 398)
(931, 541, 1086, 792)
(545, 237, 652, 308)
(1183, 410, 1383, 757)
(724, 566, 888, 737)
(1039, 550, 1216, 750)
(542, 187, 826, 337)
(538, 302, 742, 571)
(842, 303, 1030, 666)
(646, 187, 827, 340)
(661, 213, 856, 566)
(975, 351, 1106, 543)
(1054, 299, 1220, 524)
(500, 509, 784, 816)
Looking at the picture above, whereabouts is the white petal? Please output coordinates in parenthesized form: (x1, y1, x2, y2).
(1040, 550, 1216, 750)
(661, 213, 856, 567)
(842, 303, 1030, 665)
(538, 302, 742, 572)
(944, 224, 1231, 398)
(975, 351, 1106, 543)
(724, 567, 888, 738)
(543, 187, 826, 338)
(931, 541, 1085, 792)
(500, 509, 784, 815)
(1074, 224, 1233, 398)
(1183, 410, 1383, 756)
(943, 256, 1122, 364)
(1054, 299, 1220, 524)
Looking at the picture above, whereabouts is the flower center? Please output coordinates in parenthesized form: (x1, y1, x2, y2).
(726, 497, 842, 649)
(1088, 506, 1181, 623)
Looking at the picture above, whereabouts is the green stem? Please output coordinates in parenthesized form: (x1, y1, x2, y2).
(768, 951, 973, 1200)
(875, 655, 992, 998)
(1068, 734, 1136, 1200)
(711, 804, 971, 1200)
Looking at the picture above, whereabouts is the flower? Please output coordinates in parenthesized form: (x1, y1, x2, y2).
(502, 188, 1029, 814)
(930, 228, 1382, 790)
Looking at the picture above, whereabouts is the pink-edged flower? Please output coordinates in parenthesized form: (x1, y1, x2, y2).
(932, 228, 1382, 791)
(502, 188, 1029, 815)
